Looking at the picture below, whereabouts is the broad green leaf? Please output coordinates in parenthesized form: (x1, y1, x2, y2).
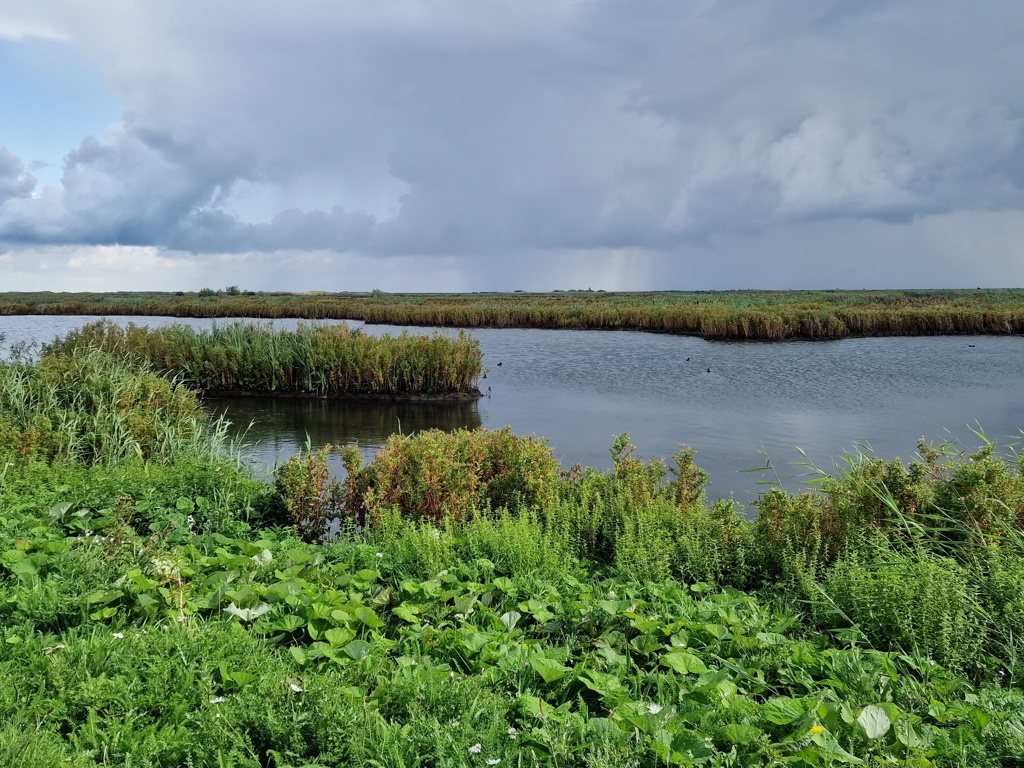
(519, 694, 552, 718)
(722, 724, 763, 745)
(324, 627, 355, 647)
(459, 629, 491, 654)
(630, 634, 663, 653)
(895, 723, 937, 749)
(393, 604, 420, 623)
(354, 606, 384, 628)
(578, 670, 628, 702)
(661, 651, 708, 675)
(454, 593, 478, 615)
(342, 639, 371, 661)
(811, 727, 864, 764)
(761, 696, 806, 725)
(530, 657, 569, 684)
(668, 731, 715, 763)
(126, 570, 159, 591)
(270, 614, 306, 633)
(857, 705, 891, 739)
(697, 623, 728, 640)
(967, 707, 993, 730)
(228, 671, 257, 689)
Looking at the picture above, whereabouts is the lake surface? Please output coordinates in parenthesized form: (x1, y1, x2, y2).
(3, 314, 1022, 508)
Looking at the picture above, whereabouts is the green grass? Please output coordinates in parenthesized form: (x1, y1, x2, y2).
(4, 288, 1024, 339)
(3, 351, 1024, 765)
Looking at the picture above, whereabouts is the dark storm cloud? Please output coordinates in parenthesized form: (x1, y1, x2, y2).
(2, 0, 1024, 266)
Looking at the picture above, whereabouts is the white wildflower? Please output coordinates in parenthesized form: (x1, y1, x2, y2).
(468, 744, 482, 754)
(151, 557, 180, 579)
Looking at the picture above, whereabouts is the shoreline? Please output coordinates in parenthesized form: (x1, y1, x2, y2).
(199, 388, 483, 401)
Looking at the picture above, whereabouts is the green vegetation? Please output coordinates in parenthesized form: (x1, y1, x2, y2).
(4, 288, 1024, 339)
(44, 320, 482, 398)
(3, 351, 1024, 765)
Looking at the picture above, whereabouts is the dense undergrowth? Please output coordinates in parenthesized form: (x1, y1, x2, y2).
(44, 320, 483, 397)
(4, 288, 1024, 339)
(3, 351, 1024, 766)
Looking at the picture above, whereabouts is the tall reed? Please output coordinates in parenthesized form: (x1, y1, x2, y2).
(44, 320, 483, 396)
(0, 350, 220, 465)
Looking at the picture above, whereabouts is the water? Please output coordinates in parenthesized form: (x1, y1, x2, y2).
(3, 315, 1022, 507)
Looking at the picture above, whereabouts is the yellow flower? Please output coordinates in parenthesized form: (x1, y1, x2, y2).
(809, 724, 825, 736)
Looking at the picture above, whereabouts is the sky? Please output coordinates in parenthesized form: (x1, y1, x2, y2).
(1, 1, 1023, 292)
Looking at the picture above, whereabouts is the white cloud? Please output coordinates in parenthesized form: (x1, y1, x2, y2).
(0, 18, 68, 41)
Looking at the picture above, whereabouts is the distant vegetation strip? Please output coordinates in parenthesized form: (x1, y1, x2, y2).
(4, 287, 1024, 339)
(44, 320, 482, 397)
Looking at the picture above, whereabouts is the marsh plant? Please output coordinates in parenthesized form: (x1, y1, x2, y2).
(45, 319, 483, 396)
(7, 287, 1024, 339)
(0, 348, 215, 465)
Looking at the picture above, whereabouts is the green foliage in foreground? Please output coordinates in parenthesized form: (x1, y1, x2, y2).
(5, 493, 1024, 767)
(45, 320, 483, 396)
(3, 353, 1024, 765)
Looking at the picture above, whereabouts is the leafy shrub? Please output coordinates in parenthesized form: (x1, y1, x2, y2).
(753, 488, 838, 583)
(819, 537, 987, 673)
(674, 499, 754, 587)
(822, 456, 935, 532)
(549, 435, 748, 585)
(340, 427, 559, 523)
(274, 444, 344, 541)
(931, 443, 1024, 534)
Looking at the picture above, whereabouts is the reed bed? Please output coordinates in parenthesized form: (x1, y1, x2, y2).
(0, 349, 219, 465)
(4, 288, 1024, 339)
(44, 320, 482, 396)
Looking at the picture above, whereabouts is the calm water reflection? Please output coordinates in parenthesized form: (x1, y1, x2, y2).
(205, 396, 483, 469)
(3, 314, 1022, 507)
